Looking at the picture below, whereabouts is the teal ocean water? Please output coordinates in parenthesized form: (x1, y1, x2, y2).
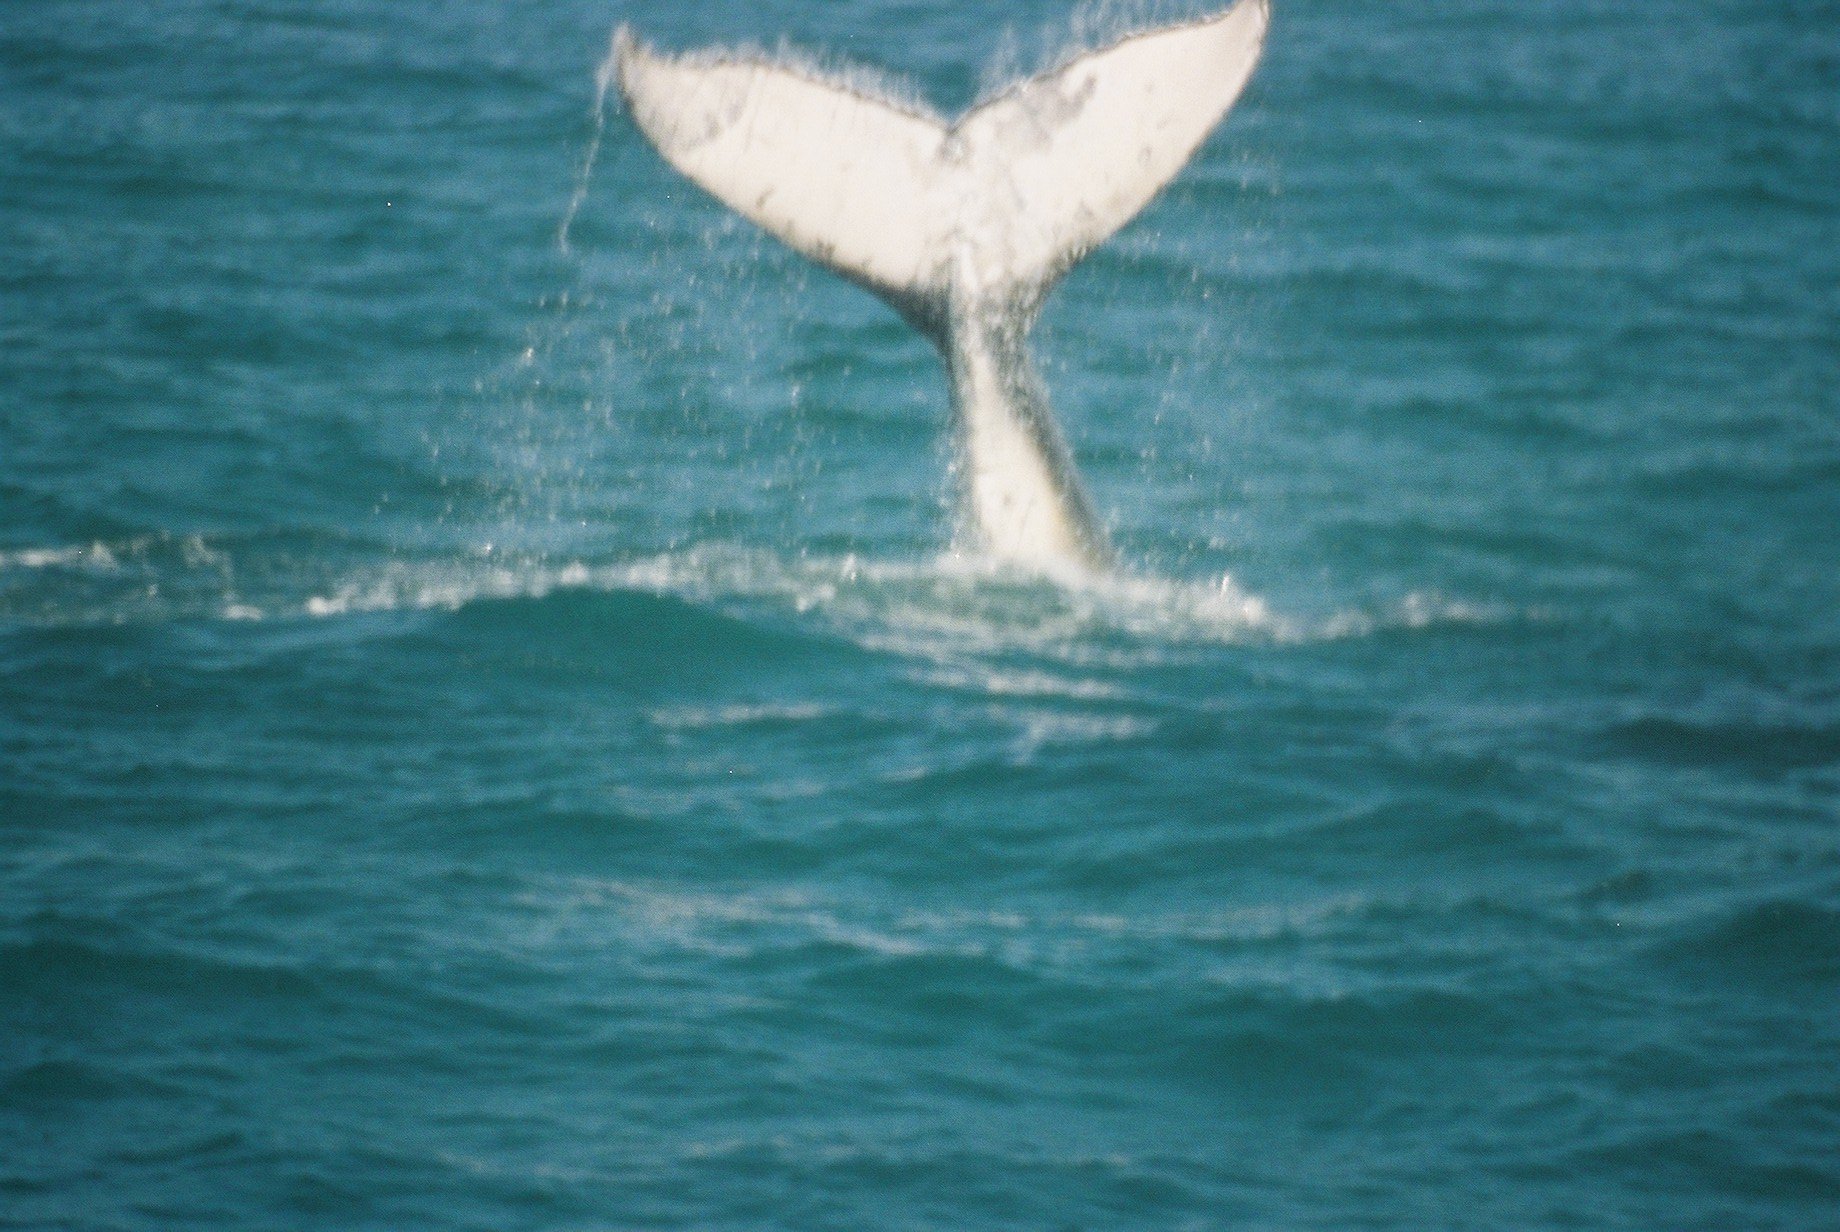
(4, 1, 1838, 1227)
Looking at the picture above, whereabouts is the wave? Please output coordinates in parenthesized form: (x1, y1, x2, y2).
(519, 876, 1386, 971)
(0, 534, 225, 573)
(1599, 712, 1840, 772)
(1650, 899, 1840, 988)
(0, 534, 1535, 666)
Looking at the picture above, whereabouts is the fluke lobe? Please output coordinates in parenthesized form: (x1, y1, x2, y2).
(617, 1, 1268, 573)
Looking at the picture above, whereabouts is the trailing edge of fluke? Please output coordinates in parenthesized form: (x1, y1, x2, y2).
(616, 0, 1269, 572)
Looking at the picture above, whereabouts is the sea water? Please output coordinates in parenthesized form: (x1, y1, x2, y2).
(3, 1, 1836, 1228)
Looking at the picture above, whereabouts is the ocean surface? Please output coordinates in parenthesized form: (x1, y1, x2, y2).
(4, 0, 1838, 1228)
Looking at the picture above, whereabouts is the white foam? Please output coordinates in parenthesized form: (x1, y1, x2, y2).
(523, 874, 1375, 969)
(247, 544, 1532, 662)
(0, 541, 123, 571)
(1012, 710, 1157, 755)
(2, 528, 1535, 663)
(647, 702, 834, 730)
(1316, 590, 1534, 640)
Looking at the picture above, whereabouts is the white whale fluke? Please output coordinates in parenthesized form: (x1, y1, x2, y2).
(616, 0, 1268, 573)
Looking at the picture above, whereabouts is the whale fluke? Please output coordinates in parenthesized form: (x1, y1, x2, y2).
(617, 1, 1268, 571)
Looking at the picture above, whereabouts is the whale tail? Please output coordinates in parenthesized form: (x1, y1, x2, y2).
(616, 1, 1268, 569)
